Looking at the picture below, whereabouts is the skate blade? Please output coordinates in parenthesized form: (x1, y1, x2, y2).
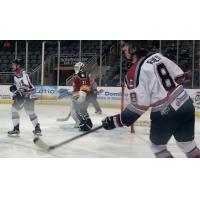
(7, 134, 20, 138)
(33, 131, 42, 136)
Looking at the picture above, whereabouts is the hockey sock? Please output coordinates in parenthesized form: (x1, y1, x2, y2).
(28, 113, 39, 127)
(12, 111, 20, 127)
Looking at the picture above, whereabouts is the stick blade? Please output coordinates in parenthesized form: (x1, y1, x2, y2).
(33, 137, 50, 151)
(56, 117, 67, 122)
(56, 114, 70, 122)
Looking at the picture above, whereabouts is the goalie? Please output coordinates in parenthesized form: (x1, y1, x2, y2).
(70, 62, 93, 131)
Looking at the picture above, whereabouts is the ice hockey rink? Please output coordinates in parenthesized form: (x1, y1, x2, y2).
(0, 103, 199, 158)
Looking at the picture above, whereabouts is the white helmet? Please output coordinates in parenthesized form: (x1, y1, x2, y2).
(74, 62, 85, 74)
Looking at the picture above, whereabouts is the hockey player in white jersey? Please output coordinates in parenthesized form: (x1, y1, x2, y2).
(8, 59, 42, 136)
(102, 42, 200, 158)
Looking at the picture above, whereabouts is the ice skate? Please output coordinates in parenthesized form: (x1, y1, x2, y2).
(8, 124, 20, 137)
(33, 123, 42, 136)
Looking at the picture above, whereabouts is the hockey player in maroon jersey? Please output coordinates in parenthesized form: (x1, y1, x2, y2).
(71, 62, 93, 131)
(102, 41, 200, 158)
(8, 59, 42, 136)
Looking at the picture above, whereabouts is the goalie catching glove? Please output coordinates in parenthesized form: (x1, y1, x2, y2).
(102, 114, 123, 130)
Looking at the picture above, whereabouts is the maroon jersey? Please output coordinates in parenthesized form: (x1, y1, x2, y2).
(72, 71, 91, 93)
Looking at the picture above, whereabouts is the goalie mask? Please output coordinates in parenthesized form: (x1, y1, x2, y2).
(74, 62, 85, 74)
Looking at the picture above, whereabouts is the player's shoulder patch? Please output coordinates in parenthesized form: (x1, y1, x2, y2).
(125, 53, 157, 89)
(146, 53, 162, 65)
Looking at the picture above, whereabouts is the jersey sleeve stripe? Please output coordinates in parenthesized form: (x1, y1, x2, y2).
(126, 103, 146, 115)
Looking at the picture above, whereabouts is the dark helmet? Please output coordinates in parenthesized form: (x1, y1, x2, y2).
(122, 40, 155, 59)
(12, 58, 23, 66)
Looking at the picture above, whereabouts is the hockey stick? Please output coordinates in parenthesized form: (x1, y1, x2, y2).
(56, 99, 73, 122)
(56, 112, 71, 122)
(33, 125, 103, 151)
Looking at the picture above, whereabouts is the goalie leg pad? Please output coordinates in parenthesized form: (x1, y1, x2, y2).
(71, 107, 81, 125)
(72, 91, 86, 103)
(78, 112, 93, 131)
(79, 118, 93, 131)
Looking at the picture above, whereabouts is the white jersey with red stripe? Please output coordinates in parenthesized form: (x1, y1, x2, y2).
(14, 68, 36, 98)
(124, 53, 188, 116)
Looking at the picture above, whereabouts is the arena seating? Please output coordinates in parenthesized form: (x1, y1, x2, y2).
(0, 40, 199, 88)
(0, 40, 116, 72)
(101, 40, 199, 87)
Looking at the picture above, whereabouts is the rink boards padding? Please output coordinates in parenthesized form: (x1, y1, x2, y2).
(0, 99, 200, 118)
(0, 85, 200, 117)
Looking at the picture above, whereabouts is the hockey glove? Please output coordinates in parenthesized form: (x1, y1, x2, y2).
(102, 114, 123, 130)
(9, 85, 17, 93)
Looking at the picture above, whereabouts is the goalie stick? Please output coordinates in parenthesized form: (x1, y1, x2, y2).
(56, 112, 71, 122)
(56, 99, 73, 121)
(33, 125, 103, 151)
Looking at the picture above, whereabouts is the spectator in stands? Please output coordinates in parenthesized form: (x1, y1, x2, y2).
(3, 41, 11, 49)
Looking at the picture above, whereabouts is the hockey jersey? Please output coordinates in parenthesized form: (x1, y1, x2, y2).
(14, 68, 36, 98)
(120, 53, 189, 126)
(72, 71, 91, 93)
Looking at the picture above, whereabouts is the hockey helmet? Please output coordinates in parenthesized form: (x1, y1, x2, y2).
(121, 41, 149, 59)
(74, 62, 85, 74)
(12, 58, 23, 66)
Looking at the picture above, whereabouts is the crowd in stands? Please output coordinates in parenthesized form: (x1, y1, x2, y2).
(0, 40, 199, 88)
(0, 40, 115, 72)
(102, 40, 200, 88)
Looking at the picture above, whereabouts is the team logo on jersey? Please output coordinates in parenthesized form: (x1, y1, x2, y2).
(176, 99, 181, 106)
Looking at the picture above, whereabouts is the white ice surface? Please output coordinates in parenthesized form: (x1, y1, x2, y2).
(0, 104, 199, 158)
